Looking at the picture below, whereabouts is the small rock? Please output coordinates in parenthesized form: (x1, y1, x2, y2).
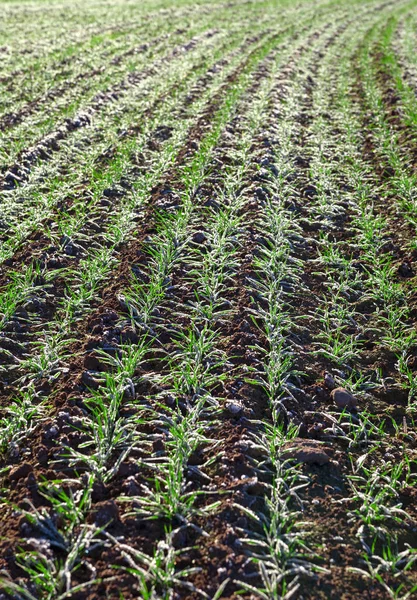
(19, 520, 32, 537)
(236, 516, 248, 528)
(281, 439, 331, 466)
(67, 114, 90, 130)
(331, 387, 357, 410)
(398, 261, 413, 278)
(192, 231, 206, 244)
(37, 446, 49, 466)
(123, 476, 141, 496)
(102, 310, 118, 323)
(9, 463, 33, 481)
(303, 184, 318, 198)
(240, 320, 251, 332)
(153, 125, 173, 141)
(171, 527, 187, 549)
(308, 423, 324, 437)
(57, 411, 70, 425)
(122, 384, 135, 400)
(44, 425, 59, 440)
(258, 167, 271, 180)
(26, 472, 37, 489)
(323, 371, 335, 389)
(9, 443, 20, 460)
(254, 186, 267, 201)
(226, 402, 243, 417)
(103, 187, 119, 198)
(93, 500, 120, 527)
(64, 244, 76, 256)
(163, 394, 176, 407)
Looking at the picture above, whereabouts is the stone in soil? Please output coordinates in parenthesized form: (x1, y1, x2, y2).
(92, 500, 120, 527)
(192, 231, 207, 244)
(226, 402, 243, 416)
(323, 371, 335, 389)
(331, 387, 357, 410)
(398, 261, 413, 277)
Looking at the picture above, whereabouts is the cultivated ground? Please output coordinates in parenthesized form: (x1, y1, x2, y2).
(0, 0, 417, 598)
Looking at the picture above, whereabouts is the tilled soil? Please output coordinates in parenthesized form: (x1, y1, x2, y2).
(1, 1, 417, 599)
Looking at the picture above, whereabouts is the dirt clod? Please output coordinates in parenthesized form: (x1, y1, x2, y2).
(9, 463, 33, 481)
(281, 439, 331, 465)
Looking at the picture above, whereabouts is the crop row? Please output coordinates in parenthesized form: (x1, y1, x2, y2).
(1, 0, 417, 599)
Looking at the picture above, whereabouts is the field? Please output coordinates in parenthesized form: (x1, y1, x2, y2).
(0, 0, 417, 598)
